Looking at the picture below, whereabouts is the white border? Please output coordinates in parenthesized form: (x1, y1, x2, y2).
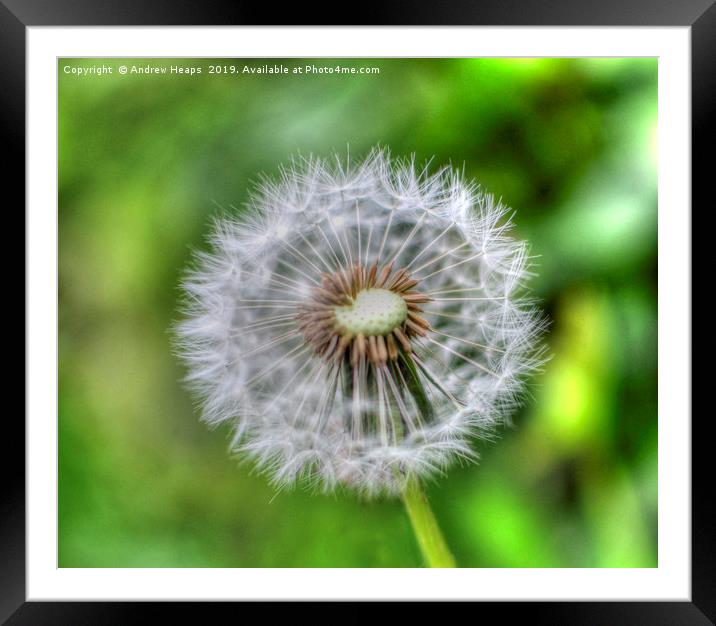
(27, 27, 691, 600)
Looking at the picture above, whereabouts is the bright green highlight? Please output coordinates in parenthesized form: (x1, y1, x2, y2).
(334, 288, 407, 336)
(402, 477, 456, 568)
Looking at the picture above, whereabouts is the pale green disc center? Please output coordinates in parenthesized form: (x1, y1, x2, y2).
(334, 288, 408, 336)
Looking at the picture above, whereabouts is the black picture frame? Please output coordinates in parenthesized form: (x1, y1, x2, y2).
(5, 0, 710, 621)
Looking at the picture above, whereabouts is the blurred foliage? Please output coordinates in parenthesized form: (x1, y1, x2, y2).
(58, 58, 657, 567)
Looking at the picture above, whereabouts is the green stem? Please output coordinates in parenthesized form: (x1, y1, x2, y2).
(401, 476, 456, 568)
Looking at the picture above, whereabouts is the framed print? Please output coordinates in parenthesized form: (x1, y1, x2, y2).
(7, 0, 711, 621)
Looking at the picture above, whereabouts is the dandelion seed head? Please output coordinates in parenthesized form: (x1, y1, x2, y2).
(175, 147, 547, 496)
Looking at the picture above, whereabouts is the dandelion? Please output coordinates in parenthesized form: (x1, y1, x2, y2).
(176, 147, 546, 567)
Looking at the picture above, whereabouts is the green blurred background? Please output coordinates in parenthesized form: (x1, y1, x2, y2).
(58, 58, 657, 568)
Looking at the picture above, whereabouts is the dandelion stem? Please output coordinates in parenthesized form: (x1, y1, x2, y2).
(401, 476, 456, 568)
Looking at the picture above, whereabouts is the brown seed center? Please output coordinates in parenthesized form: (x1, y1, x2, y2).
(296, 262, 431, 367)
